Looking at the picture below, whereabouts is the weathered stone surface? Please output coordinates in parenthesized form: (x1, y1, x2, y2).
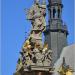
(53, 44, 75, 75)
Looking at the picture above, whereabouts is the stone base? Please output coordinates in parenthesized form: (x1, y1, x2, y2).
(23, 71, 52, 75)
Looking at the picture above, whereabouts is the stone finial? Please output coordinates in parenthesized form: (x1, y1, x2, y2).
(42, 0, 46, 5)
(39, 0, 46, 9)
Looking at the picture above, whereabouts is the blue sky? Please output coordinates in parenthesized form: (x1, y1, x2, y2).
(1, 0, 74, 75)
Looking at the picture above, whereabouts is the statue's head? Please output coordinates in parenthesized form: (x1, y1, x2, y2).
(34, 0, 39, 5)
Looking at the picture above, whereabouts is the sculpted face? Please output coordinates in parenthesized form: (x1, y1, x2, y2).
(40, 8, 46, 16)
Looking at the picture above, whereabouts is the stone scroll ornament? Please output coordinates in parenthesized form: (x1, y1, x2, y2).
(16, 0, 52, 71)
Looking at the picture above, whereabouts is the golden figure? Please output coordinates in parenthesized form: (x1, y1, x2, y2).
(58, 57, 73, 75)
(66, 69, 73, 75)
(43, 43, 48, 52)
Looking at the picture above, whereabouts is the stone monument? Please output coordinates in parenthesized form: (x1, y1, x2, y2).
(14, 0, 53, 75)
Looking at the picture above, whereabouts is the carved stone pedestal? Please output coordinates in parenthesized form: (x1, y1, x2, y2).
(14, 66, 53, 75)
(14, 71, 52, 75)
